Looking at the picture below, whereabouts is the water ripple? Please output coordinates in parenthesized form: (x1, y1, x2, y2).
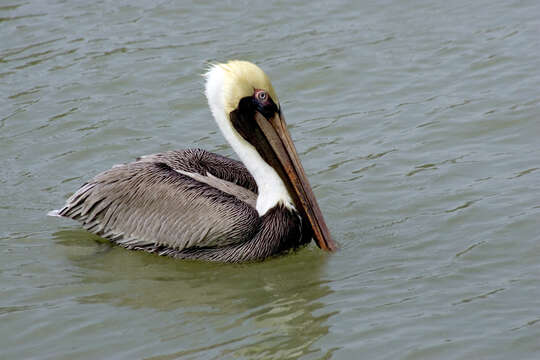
(453, 288, 505, 305)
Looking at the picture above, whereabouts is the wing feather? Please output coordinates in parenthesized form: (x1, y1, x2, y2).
(57, 150, 260, 253)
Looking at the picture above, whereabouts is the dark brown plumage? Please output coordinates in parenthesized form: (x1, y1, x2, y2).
(57, 149, 309, 262)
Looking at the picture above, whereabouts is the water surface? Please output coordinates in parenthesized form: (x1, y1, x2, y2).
(1, 1, 540, 359)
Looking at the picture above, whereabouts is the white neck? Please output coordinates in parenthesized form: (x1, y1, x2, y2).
(205, 65, 294, 215)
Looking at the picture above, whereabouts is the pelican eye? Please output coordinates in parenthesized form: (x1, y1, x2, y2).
(256, 91, 268, 102)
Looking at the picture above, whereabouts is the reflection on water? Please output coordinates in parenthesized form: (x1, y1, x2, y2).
(53, 229, 335, 358)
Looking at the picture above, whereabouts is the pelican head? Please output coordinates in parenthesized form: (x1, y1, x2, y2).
(205, 60, 337, 252)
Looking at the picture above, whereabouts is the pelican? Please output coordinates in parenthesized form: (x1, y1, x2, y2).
(51, 60, 337, 262)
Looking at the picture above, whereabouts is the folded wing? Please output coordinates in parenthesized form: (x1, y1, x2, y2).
(57, 149, 260, 254)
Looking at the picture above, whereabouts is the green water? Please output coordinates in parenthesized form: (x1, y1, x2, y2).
(1, 1, 540, 359)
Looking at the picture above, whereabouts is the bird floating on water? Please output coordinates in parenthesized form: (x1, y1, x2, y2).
(51, 60, 337, 262)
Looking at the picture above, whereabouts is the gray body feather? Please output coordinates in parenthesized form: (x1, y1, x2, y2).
(56, 149, 307, 262)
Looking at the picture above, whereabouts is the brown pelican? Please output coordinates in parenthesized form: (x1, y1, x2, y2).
(51, 60, 337, 262)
